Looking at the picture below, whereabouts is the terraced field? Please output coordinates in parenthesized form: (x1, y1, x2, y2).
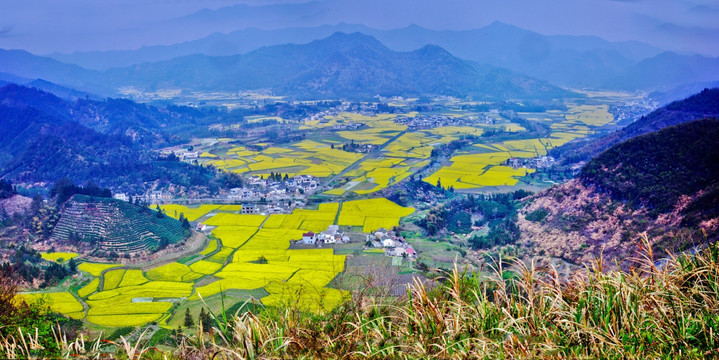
(51, 195, 188, 253)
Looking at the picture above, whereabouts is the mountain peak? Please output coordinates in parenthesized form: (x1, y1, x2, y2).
(306, 32, 390, 55)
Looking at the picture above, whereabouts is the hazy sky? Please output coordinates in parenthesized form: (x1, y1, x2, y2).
(1, 0, 718, 55)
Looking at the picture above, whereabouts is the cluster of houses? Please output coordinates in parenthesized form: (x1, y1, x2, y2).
(182, 151, 201, 160)
(367, 229, 416, 258)
(299, 225, 350, 245)
(331, 121, 363, 130)
(113, 190, 172, 203)
(228, 175, 319, 201)
(394, 114, 489, 130)
(506, 155, 556, 170)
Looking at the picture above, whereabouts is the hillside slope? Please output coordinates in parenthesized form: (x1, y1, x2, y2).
(519, 118, 719, 267)
(0, 85, 215, 192)
(49, 195, 188, 257)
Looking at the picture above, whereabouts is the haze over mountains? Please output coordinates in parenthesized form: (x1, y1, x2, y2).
(0, 29, 715, 102)
(43, 22, 719, 92)
(0, 31, 573, 100)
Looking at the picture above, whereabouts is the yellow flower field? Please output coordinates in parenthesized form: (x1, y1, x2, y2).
(40, 252, 78, 263)
(77, 278, 99, 298)
(77, 263, 121, 277)
(159, 204, 221, 221)
(338, 198, 415, 232)
(20, 292, 84, 315)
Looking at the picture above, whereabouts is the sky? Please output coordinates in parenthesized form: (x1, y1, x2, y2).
(1, 0, 718, 56)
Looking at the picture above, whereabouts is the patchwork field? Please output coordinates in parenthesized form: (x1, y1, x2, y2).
(423, 103, 615, 190)
(25, 198, 414, 327)
(424, 151, 536, 190)
(23, 98, 628, 328)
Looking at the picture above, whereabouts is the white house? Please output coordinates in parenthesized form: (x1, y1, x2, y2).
(323, 234, 336, 244)
(382, 238, 400, 248)
(113, 193, 128, 202)
(183, 151, 200, 159)
(302, 231, 316, 245)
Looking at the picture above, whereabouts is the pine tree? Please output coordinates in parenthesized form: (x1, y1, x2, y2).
(199, 307, 213, 331)
(184, 308, 194, 327)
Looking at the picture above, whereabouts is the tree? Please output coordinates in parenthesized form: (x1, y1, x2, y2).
(436, 178, 442, 189)
(199, 307, 213, 332)
(67, 258, 78, 272)
(184, 308, 194, 327)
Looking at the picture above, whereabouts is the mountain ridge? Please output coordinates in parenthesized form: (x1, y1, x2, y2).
(3, 32, 574, 100)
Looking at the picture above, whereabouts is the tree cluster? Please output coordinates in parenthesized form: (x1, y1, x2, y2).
(0, 179, 17, 199)
(51, 178, 112, 204)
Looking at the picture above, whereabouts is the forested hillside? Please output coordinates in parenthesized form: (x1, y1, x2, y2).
(0, 85, 218, 193)
(520, 118, 719, 267)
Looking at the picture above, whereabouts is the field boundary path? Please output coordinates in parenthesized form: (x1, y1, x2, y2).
(321, 128, 409, 187)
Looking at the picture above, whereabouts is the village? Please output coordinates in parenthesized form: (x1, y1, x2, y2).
(112, 173, 321, 206)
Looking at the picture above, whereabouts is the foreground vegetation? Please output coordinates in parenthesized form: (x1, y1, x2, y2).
(2, 236, 717, 359)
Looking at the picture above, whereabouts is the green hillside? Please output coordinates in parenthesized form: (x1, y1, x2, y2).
(581, 118, 719, 215)
(50, 194, 188, 254)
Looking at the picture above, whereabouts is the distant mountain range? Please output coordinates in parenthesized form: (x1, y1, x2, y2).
(42, 22, 719, 91)
(2, 24, 718, 99)
(0, 32, 572, 100)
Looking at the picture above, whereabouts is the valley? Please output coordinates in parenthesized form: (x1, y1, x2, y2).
(2, 88, 657, 334)
(1, 4, 718, 357)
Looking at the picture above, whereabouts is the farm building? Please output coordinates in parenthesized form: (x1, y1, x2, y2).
(302, 231, 316, 245)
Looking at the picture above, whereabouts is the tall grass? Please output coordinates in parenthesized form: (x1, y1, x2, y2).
(3, 236, 718, 359)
